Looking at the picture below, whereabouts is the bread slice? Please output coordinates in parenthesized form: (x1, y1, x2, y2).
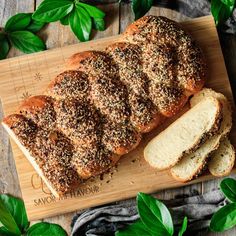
(209, 137, 235, 177)
(170, 135, 221, 182)
(190, 88, 232, 137)
(170, 89, 232, 182)
(144, 97, 222, 170)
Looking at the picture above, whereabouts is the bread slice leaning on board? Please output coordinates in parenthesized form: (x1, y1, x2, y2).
(170, 88, 233, 181)
(144, 97, 222, 170)
(208, 137, 235, 177)
(191, 88, 234, 177)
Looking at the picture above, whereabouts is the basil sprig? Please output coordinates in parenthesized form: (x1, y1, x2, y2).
(116, 192, 187, 236)
(0, 13, 46, 59)
(210, 178, 236, 232)
(33, 0, 106, 42)
(0, 194, 66, 236)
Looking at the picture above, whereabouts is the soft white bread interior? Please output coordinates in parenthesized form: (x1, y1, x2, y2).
(190, 88, 232, 136)
(2, 123, 60, 198)
(209, 137, 235, 177)
(170, 135, 221, 182)
(171, 89, 233, 181)
(144, 97, 222, 170)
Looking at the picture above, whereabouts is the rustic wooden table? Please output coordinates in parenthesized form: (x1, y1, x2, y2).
(0, 1, 236, 235)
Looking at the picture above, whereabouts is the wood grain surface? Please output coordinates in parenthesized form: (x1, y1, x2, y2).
(0, 2, 236, 235)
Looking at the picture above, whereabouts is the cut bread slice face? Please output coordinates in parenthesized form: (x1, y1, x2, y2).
(170, 135, 221, 182)
(144, 97, 222, 170)
(171, 89, 233, 182)
(190, 88, 232, 137)
(208, 137, 235, 177)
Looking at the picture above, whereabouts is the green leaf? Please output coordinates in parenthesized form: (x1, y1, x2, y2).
(32, 0, 74, 23)
(26, 19, 46, 33)
(0, 34, 10, 60)
(132, 0, 153, 20)
(137, 192, 174, 236)
(0, 226, 18, 236)
(220, 178, 236, 203)
(9, 31, 46, 54)
(178, 217, 188, 236)
(115, 220, 152, 236)
(5, 13, 31, 32)
(69, 7, 92, 42)
(0, 195, 22, 235)
(211, 0, 235, 25)
(0, 195, 29, 233)
(210, 203, 236, 232)
(76, 2, 105, 18)
(26, 222, 67, 236)
(60, 15, 70, 26)
(92, 18, 105, 31)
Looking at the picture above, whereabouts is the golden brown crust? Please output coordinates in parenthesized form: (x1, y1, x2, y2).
(46, 70, 90, 100)
(2, 15, 206, 196)
(67, 51, 118, 79)
(19, 95, 56, 129)
(102, 122, 142, 155)
(72, 144, 120, 179)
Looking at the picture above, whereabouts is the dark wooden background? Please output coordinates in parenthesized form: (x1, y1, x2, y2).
(0, 1, 236, 235)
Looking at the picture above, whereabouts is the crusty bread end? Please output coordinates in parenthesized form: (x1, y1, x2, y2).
(2, 122, 60, 197)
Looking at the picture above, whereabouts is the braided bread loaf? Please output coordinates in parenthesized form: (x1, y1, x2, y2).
(2, 16, 206, 197)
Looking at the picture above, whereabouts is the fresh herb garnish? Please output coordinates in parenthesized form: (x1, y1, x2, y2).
(33, 0, 105, 42)
(0, 13, 46, 59)
(115, 192, 187, 236)
(9, 31, 46, 54)
(211, 0, 236, 25)
(32, 0, 74, 23)
(210, 177, 236, 232)
(4, 13, 32, 32)
(116, 178, 236, 235)
(0, 194, 66, 236)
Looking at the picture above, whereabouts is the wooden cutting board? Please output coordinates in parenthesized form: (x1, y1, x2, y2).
(0, 15, 235, 221)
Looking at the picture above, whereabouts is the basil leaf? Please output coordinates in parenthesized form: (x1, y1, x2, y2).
(0, 196, 21, 235)
(220, 178, 236, 203)
(32, 0, 74, 23)
(69, 7, 92, 42)
(26, 222, 66, 236)
(115, 220, 152, 236)
(27, 20, 46, 33)
(92, 18, 105, 31)
(211, 0, 235, 25)
(132, 0, 153, 20)
(178, 217, 188, 236)
(60, 15, 70, 26)
(0, 226, 17, 236)
(210, 203, 236, 232)
(137, 193, 174, 236)
(5, 13, 31, 32)
(0, 34, 10, 60)
(76, 2, 105, 18)
(9, 31, 46, 54)
(0, 195, 29, 233)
